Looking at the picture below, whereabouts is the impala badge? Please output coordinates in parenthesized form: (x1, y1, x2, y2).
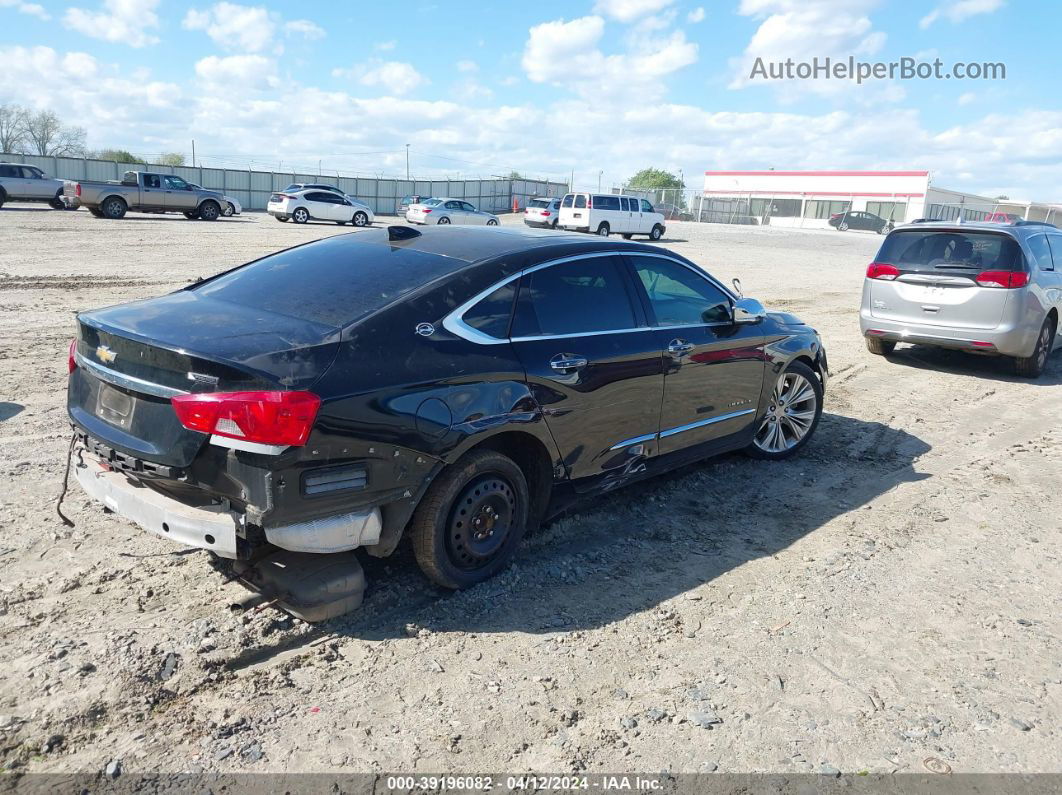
(96, 345, 117, 364)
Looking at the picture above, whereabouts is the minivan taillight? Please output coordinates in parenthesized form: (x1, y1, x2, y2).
(866, 262, 900, 280)
(587, 198, 592, 208)
(171, 391, 321, 447)
(975, 270, 1029, 288)
(75, 183, 82, 198)
(68, 339, 77, 373)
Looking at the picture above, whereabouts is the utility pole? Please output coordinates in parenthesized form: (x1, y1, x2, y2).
(597, 170, 603, 192)
(405, 143, 410, 180)
(318, 159, 322, 177)
(191, 139, 196, 168)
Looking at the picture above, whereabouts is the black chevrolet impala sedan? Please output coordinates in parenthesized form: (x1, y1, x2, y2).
(67, 226, 827, 613)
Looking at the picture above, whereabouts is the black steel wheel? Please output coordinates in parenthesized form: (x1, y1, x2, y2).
(410, 449, 529, 589)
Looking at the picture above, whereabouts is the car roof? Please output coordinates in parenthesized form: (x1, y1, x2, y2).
(894, 220, 1057, 238)
(333, 224, 664, 266)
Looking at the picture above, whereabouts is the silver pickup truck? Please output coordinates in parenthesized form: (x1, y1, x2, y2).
(0, 162, 67, 209)
(67, 170, 227, 220)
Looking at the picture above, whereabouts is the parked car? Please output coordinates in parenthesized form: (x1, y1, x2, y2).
(267, 189, 374, 226)
(187, 182, 241, 217)
(860, 221, 1062, 377)
(524, 196, 562, 229)
(399, 194, 430, 215)
(0, 162, 67, 209)
(558, 192, 666, 240)
(65, 225, 827, 618)
(656, 202, 693, 222)
(406, 198, 499, 225)
(987, 211, 1024, 224)
(829, 210, 894, 234)
(66, 171, 227, 220)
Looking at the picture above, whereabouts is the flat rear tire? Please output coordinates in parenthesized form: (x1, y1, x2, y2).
(865, 336, 896, 356)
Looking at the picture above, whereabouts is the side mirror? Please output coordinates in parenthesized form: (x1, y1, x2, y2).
(732, 297, 767, 324)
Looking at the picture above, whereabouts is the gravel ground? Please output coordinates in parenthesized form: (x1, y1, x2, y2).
(0, 204, 1059, 778)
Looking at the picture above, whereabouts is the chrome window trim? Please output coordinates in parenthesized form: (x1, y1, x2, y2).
(75, 350, 189, 399)
(442, 251, 736, 345)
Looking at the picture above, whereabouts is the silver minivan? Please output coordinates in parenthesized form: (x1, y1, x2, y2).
(860, 221, 1062, 377)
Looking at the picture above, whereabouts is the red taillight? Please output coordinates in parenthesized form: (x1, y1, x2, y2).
(171, 391, 321, 447)
(971, 341, 995, 348)
(75, 183, 82, 197)
(587, 198, 592, 208)
(975, 270, 1029, 288)
(866, 262, 900, 280)
(68, 339, 77, 373)
(542, 211, 551, 217)
(423, 208, 432, 214)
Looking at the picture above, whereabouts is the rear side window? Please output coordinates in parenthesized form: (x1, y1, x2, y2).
(1027, 234, 1054, 271)
(595, 195, 620, 210)
(462, 282, 516, 339)
(875, 231, 1024, 273)
(512, 256, 636, 337)
(0, 165, 17, 177)
(191, 235, 459, 328)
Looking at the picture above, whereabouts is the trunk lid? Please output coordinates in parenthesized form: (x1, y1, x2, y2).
(69, 291, 341, 467)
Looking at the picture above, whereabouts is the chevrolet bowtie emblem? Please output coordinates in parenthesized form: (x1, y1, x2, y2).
(96, 345, 117, 364)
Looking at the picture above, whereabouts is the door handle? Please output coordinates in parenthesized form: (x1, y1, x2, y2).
(668, 339, 694, 356)
(550, 354, 588, 372)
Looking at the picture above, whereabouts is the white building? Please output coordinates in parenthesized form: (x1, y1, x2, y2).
(700, 170, 1059, 229)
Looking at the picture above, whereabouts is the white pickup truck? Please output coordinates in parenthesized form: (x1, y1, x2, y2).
(66, 170, 227, 220)
(0, 162, 67, 209)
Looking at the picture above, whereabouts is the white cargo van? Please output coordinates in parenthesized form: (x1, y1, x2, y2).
(558, 192, 666, 240)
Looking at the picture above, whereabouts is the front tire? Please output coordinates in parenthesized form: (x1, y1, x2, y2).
(596, 222, 610, 237)
(865, 336, 896, 356)
(352, 211, 368, 226)
(101, 196, 127, 219)
(223, 203, 235, 217)
(1014, 316, 1056, 378)
(198, 200, 221, 221)
(410, 449, 529, 589)
(292, 207, 309, 224)
(745, 361, 823, 461)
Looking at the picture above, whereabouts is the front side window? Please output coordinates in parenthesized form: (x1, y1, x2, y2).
(21, 167, 42, 179)
(631, 257, 731, 326)
(512, 256, 636, 337)
(164, 175, 189, 190)
(461, 201, 476, 212)
(640, 199, 654, 213)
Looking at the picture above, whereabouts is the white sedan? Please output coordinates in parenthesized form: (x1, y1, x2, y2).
(268, 189, 375, 226)
(406, 198, 499, 226)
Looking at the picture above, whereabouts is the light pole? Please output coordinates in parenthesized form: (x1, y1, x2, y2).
(405, 144, 410, 180)
(597, 170, 603, 192)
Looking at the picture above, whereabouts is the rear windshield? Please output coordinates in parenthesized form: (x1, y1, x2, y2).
(421, 198, 442, 206)
(190, 235, 458, 328)
(528, 199, 550, 208)
(876, 230, 1025, 273)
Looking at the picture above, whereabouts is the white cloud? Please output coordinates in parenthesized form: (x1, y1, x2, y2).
(183, 3, 275, 52)
(593, 0, 675, 23)
(374, 40, 396, 51)
(730, 0, 888, 96)
(957, 91, 977, 106)
(332, 60, 427, 96)
(195, 54, 278, 91)
(64, 0, 160, 48)
(457, 60, 478, 73)
(523, 15, 696, 100)
(920, 0, 1004, 29)
(284, 19, 325, 40)
(0, 0, 50, 20)
(687, 7, 705, 23)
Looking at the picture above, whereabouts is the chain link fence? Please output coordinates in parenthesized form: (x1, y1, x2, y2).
(610, 187, 1062, 229)
(1, 152, 569, 214)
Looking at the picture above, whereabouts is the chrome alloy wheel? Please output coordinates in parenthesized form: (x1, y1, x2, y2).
(754, 371, 818, 454)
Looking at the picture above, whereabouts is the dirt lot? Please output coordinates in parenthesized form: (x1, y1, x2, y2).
(0, 204, 1059, 778)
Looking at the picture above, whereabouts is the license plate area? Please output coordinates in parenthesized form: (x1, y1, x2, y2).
(97, 383, 135, 429)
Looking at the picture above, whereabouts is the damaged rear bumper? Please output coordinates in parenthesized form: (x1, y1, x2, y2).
(73, 449, 384, 559)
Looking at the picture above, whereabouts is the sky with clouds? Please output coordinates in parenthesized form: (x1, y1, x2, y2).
(1, 0, 1059, 199)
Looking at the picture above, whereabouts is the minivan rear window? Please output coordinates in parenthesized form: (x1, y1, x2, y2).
(875, 230, 1025, 273)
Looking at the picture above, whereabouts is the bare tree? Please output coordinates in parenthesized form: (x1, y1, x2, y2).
(0, 103, 28, 154)
(22, 110, 87, 157)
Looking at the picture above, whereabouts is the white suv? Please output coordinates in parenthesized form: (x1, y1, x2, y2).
(558, 192, 666, 240)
